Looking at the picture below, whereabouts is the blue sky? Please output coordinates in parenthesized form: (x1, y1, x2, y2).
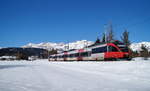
(0, 0, 150, 47)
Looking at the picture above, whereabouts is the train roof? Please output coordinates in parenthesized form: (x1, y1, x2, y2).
(88, 40, 124, 47)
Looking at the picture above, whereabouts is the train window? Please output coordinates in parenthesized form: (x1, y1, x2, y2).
(61, 55, 63, 58)
(70, 54, 73, 57)
(88, 51, 91, 56)
(108, 46, 119, 52)
(92, 46, 107, 54)
(72, 54, 75, 57)
(68, 54, 71, 57)
(74, 53, 79, 57)
(68, 54, 73, 58)
(64, 55, 68, 57)
(119, 47, 129, 52)
(81, 52, 88, 57)
(62, 55, 65, 58)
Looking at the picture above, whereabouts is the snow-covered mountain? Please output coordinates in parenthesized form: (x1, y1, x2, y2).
(22, 40, 150, 52)
(130, 42, 150, 52)
(22, 40, 94, 51)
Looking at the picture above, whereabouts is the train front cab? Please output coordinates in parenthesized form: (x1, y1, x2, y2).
(104, 43, 130, 61)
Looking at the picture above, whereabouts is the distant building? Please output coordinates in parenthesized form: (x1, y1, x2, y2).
(0, 56, 17, 61)
(28, 56, 38, 61)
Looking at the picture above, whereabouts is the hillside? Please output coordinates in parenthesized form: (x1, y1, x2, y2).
(130, 42, 150, 51)
(0, 48, 48, 58)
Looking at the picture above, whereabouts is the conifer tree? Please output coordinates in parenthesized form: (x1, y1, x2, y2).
(95, 37, 101, 44)
(107, 23, 114, 42)
(49, 49, 57, 55)
(102, 33, 106, 43)
(121, 29, 131, 47)
(140, 44, 149, 60)
(16, 52, 28, 60)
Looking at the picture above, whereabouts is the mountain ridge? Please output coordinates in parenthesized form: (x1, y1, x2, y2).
(22, 40, 94, 51)
(22, 40, 150, 52)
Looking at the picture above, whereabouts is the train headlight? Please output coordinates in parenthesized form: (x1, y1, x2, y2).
(124, 53, 129, 57)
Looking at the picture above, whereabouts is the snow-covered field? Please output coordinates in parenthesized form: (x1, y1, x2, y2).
(0, 59, 150, 91)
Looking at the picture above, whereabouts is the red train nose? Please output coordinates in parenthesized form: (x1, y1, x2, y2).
(124, 53, 129, 58)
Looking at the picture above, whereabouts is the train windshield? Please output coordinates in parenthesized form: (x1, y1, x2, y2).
(119, 46, 129, 52)
(112, 40, 129, 52)
(108, 46, 119, 52)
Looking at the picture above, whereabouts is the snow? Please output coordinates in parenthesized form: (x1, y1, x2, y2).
(0, 60, 150, 91)
(0, 56, 16, 59)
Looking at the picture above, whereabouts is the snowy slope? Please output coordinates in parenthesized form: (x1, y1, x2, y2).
(0, 60, 150, 91)
(130, 42, 150, 51)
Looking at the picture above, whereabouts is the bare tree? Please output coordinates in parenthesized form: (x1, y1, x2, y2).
(107, 23, 114, 42)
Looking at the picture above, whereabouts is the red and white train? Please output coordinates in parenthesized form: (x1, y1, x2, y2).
(48, 40, 131, 61)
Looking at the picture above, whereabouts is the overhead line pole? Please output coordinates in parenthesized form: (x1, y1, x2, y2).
(104, 24, 109, 52)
